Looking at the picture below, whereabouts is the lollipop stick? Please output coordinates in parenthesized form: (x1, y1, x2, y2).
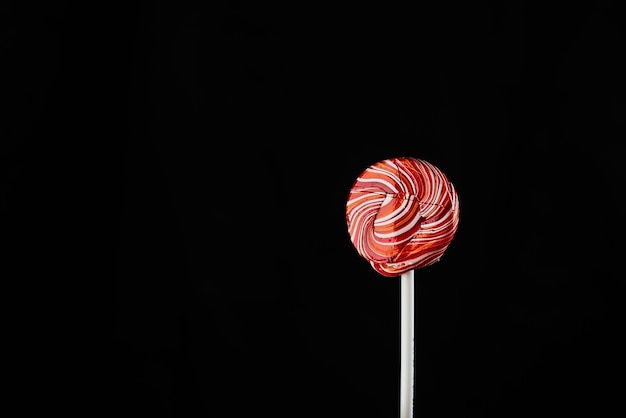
(400, 270, 415, 418)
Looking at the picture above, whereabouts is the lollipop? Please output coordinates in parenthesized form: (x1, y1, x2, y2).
(345, 157, 460, 418)
(346, 157, 460, 277)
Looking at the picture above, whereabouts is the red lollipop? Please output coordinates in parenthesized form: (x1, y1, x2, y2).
(346, 157, 460, 418)
(346, 157, 460, 277)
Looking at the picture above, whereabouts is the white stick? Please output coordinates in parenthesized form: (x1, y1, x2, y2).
(400, 270, 415, 418)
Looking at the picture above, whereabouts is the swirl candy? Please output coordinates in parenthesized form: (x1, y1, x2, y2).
(346, 157, 460, 277)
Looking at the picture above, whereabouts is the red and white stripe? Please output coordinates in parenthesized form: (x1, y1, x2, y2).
(346, 157, 460, 277)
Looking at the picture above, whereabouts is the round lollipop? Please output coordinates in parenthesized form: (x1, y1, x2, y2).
(346, 157, 460, 277)
(345, 157, 460, 418)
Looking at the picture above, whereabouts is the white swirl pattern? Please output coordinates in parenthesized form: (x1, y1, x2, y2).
(346, 157, 460, 277)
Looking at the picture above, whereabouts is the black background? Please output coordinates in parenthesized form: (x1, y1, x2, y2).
(3, 1, 625, 417)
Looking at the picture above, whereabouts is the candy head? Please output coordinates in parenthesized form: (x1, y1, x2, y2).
(346, 157, 460, 277)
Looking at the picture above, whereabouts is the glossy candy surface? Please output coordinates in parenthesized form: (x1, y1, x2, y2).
(346, 157, 460, 277)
